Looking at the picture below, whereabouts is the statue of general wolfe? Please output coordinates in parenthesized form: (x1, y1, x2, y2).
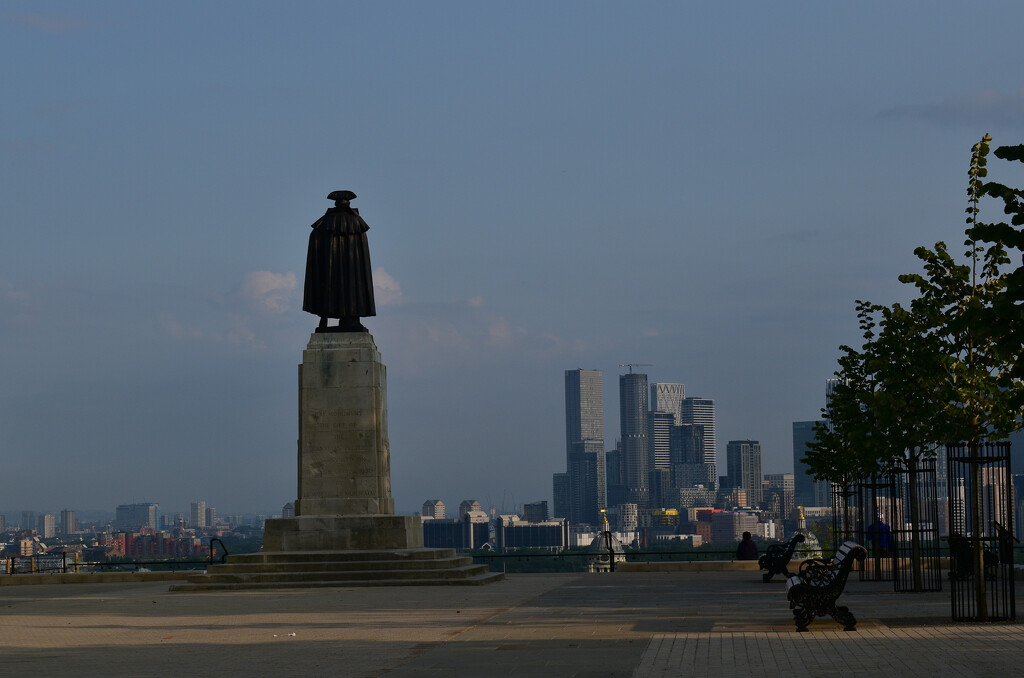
(302, 190, 376, 332)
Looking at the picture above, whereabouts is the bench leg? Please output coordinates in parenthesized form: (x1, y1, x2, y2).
(831, 604, 857, 631)
(792, 605, 814, 632)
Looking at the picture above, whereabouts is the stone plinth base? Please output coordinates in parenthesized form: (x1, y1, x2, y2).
(263, 514, 423, 552)
(170, 547, 504, 591)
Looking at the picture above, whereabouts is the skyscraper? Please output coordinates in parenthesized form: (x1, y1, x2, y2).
(605, 443, 627, 508)
(648, 410, 674, 472)
(422, 499, 446, 519)
(190, 501, 207, 529)
(793, 420, 815, 505)
(726, 440, 763, 506)
(115, 503, 158, 530)
(650, 382, 685, 423)
(562, 369, 606, 525)
(670, 423, 715, 489)
(620, 371, 649, 508)
(37, 514, 56, 539)
(680, 397, 717, 466)
(565, 369, 603, 451)
(60, 509, 76, 536)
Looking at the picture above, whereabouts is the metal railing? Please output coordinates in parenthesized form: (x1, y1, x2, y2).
(464, 544, 1024, 575)
(2, 538, 230, 576)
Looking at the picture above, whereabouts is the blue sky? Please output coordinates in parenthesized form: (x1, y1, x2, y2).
(4, 2, 1024, 516)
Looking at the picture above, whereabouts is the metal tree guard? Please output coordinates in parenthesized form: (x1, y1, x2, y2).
(856, 474, 895, 582)
(889, 456, 942, 592)
(946, 441, 1015, 621)
(831, 482, 858, 550)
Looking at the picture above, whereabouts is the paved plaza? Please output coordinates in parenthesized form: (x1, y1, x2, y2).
(0, 571, 1019, 677)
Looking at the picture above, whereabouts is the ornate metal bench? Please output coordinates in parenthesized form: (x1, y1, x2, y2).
(786, 541, 866, 632)
(758, 533, 805, 582)
(946, 532, 998, 581)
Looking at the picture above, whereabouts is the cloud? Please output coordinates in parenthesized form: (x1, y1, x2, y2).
(225, 313, 261, 348)
(240, 271, 296, 313)
(373, 269, 404, 306)
(880, 89, 1024, 127)
(467, 296, 484, 308)
(640, 328, 660, 337)
(158, 313, 201, 340)
(1, 278, 28, 303)
(7, 12, 89, 34)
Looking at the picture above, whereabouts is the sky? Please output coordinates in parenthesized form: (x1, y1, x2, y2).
(4, 2, 1024, 518)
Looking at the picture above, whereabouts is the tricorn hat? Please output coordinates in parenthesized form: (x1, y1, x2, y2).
(328, 190, 357, 201)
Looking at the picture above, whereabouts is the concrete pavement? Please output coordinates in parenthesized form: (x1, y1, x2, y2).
(0, 571, 1019, 677)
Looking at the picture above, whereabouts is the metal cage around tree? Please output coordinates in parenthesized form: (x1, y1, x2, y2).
(856, 475, 895, 582)
(946, 441, 1015, 621)
(889, 456, 942, 592)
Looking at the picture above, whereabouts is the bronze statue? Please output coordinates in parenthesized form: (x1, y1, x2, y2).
(302, 190, 376, 332)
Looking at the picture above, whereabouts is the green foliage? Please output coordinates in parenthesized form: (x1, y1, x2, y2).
(968, 138, 1024, 412)
(900, 135, 1019, 443)
(812, 135, 1024, 484)
(804, 301, 882, 486)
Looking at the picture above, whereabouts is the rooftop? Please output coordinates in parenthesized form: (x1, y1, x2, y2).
(0, 571, 1020, 676)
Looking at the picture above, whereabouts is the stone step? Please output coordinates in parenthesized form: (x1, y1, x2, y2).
(208, 556, 474, 574)
(169, 570, 504, 592)
(185, 563, 491, 585)
(227, 548, 458, 564)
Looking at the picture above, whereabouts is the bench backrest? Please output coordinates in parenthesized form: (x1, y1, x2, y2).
(832, 541, 859, 568)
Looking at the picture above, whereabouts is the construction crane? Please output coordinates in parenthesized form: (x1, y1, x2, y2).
(618, 363, 652, 374)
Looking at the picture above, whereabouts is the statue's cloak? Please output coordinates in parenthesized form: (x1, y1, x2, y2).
(302, 206, 376, 319)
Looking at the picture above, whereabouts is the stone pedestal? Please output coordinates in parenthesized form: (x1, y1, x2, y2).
(265, 331, 422, 551)
(172, 330, 505, 590)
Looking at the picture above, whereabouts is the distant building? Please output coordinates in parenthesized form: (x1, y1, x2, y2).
(605, 445, 626, 509)
(190, 501, 207, 529)
(458, 500, 482, 518)
(670, 423, 706, 468)
(21, 511, 35, 531)
(421, 499, 446, 520)
(522, 501, 549, 523)
(60, 509, 76, 536)
(793, 421, 831, 506)
(422, 511, 489, 549)
(568, 440, 605, 525)
(650, 382, 685, 424)
(115, 503, 158, 530)
(561, 369, 606, 525)
(37, 514, 56, 539)
(205, 507, 217, 527)
(620, 371, 650, 509)
(282, 502, 295, 518)
(606, 503, 638, 532)
(673, 486, 716, 509)
(680, 397, 716, 466)
(674, 462, 717, 490)
(764, 473, 795, 518)
(710, 511, 759, 544)
(494, 516, 569, 550)
(726, 440, 763, 506)
(552, 473, 570, 519)
(648, 410, 674, 473)
(649, 468, 672, 509)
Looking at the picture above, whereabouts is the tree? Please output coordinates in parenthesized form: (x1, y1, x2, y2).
(866, 301, 946, 590)
(897, 135, 1021, 617)
(804, 301, 883, 543)
(968, 140, 1024, 407)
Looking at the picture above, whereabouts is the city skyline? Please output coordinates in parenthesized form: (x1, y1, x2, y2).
(5, 4, 1024, 514)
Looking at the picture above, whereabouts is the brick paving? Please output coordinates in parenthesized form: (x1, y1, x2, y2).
(0, 571, 1019, 677)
